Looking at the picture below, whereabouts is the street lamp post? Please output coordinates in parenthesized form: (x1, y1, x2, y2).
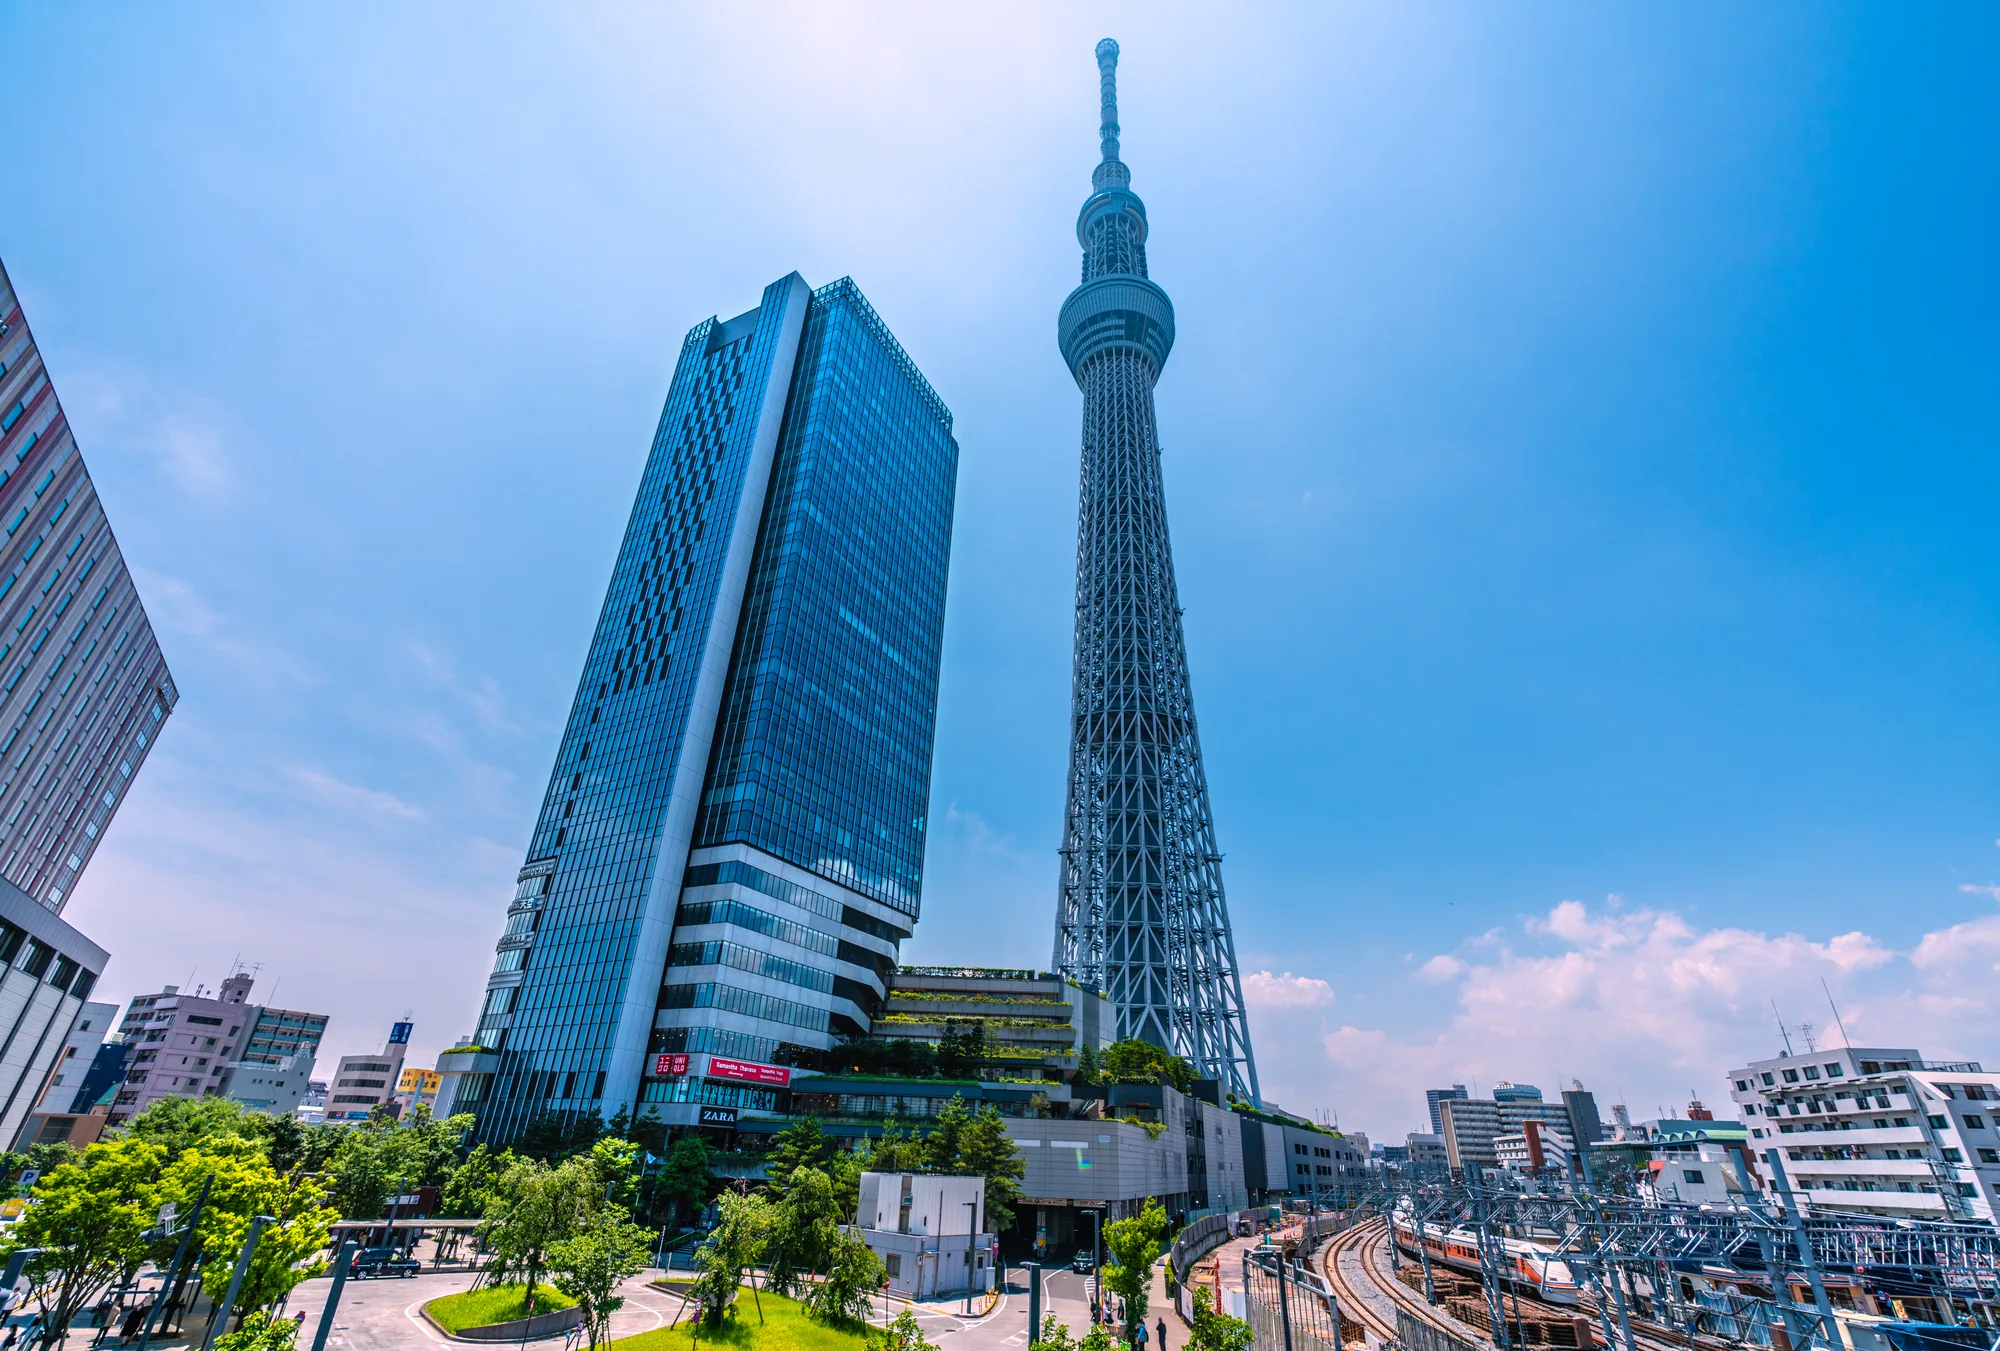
(1090, 1211, 1103, 1325)
(308, 1242, 357, 1351)
(138, 1173, 212, 1351)
(964, 1200, 979, 1316)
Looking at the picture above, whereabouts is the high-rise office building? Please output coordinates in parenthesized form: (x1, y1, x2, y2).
(1427, 1084, 1469, 1135)
(0, 260, 177, 912)
(459, 275, 956, 1141)
(1049, 40, 1259, 1101)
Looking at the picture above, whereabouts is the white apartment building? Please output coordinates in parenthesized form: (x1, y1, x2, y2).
(326, 1021, 411, 1122)
(1494, 1119, 1573, 1173)
(1439, 1096, 1576, 1173)
(1726, 1046, 2000, 1222)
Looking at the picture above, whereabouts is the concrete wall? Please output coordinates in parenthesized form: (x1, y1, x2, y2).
(1007, 1117, 1188, 1211)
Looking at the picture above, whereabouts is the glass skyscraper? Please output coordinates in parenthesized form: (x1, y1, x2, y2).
(0, 260, 176, 914)
(459, 274, 957, 1141)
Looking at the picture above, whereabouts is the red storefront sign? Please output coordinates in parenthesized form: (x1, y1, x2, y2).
(706, 1056, 791, 1087)
(654, 1053, 690, 1077)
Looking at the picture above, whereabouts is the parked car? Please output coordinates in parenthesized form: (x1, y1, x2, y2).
(350, 1247, 422, 1279)
(1072, 1250, 1095, 1274)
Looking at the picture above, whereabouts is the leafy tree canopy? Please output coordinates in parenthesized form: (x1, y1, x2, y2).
(1101, 1200, 1168, 1335)
(764, 1117, 829, 1197)
(1189, 1287, 1253, 1351)
(548, 1209, 651, 1349)
(1099, 1039, 1194, 1093)
(11, 1137, 164, 1348)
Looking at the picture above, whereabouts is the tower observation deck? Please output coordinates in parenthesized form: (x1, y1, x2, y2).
(1052, 39, 1261, 1104)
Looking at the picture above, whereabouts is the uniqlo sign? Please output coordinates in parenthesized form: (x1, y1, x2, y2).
(706, 1056, 791, 1087)
(654, 1053, 690, 1077)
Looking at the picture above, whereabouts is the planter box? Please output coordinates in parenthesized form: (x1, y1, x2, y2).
(423, 1303, 583, 1343)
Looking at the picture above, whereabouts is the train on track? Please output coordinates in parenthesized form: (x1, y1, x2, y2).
(1395, 1219, 1587, 1305)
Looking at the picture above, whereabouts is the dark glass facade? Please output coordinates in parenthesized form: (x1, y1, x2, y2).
(693, 279, 954, 916)
(467, 275, 955, 1141)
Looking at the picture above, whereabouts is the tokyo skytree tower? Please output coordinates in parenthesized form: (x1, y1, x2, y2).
(1052, 39, 1261, 1103)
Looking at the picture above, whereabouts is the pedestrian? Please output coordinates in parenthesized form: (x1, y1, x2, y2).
(118, 1304, 149, 1342)
(1135, 1318, 1150, 1349)
(1157, 1317, 1168, 1351)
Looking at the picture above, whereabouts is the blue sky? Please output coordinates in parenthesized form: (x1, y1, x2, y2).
(5, 5, 1997, 1139)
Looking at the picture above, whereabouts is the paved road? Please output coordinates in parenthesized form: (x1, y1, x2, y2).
(282, 1268, 691, 1349)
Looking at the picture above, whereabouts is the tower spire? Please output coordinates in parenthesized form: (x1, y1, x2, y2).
(1095, 38, 1121, 165)
(1054, 40, 1262, 1105)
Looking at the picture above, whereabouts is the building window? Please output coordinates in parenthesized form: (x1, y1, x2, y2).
(1966, 1116, 1986, 1130)
(1683, 1170, 1704, 1184)
(1977, 1149, 1998, 1164)
(1929, 1116, 1948, 1130)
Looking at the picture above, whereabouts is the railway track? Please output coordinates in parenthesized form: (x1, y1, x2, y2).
(1319, 1218, 1492, 1348)
(1324, 1221, 1704, 1351)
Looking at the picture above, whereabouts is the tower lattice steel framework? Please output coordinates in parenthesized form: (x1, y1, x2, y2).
(1052, 38, 1261, 1103)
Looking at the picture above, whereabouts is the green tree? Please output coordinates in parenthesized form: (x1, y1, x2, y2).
(588, 1136, 641, 1213)
(801, 1227, 882, 1326)
(9, 1137, 163, 1348)
(882, 1307, 939, 1351)
(764, 1167, 840, 1296)
(935, 1024, 988, 1078)
(1075, 1045, 1100, 1087)
(1031, 1316, 1078, 1351)
(516, 1110, 604, 1163)
(440, 1145, 507, 1219)
(689, 1190, 769, 1325)
(920, 1099, 1024, 1234)
(1101, 1200, 1168, 1339)
(656, 1136, 710, 1229)
(168, 1145, 335, 1320)
(1189, 1287, 1253, 1351)
(480, 1155, 602, 1309)
(922, 1097, 971, 1173)
(548, 1210, 651, 1349)
(764, 1117, 829, 1195)
(126, 1095, 253, 1161)
(1099, 1040, 1193, 1092)
(1078, 1329, 1117, 1351)
(952, 1105, 1025, 1233)
(214, 1310, 302, 1351)
(859, 1125, 929, 1175)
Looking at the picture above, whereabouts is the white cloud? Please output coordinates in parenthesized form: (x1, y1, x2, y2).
(286, 766, 426, 822)
(1255, 892, 2000, 1143)
(1418, 954, 1465, 983)
(130, 568, 317, 691)
(1244, 970, 1335, 1009)
(1957, 882, 2000, 901)
(152, 415, 233, 503)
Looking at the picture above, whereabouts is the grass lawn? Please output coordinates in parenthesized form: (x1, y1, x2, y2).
(425, 1283, 578, 1333)
(612, 1291, 869, 1351)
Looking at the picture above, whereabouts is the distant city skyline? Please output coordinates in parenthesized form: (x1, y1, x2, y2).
(3, 7, 1996, 1139)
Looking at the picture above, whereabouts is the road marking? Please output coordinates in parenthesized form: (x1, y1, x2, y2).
(402, 1297, 448, 1345)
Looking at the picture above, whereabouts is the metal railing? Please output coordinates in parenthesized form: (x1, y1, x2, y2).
(1242, 1244, 1347, 1351)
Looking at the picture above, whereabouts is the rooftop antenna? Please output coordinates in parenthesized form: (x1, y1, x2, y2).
(1797, 1020, 1818, 1053)
(1772, 1001, 1794, 1055)
(1821, 977, 1852, 1048)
